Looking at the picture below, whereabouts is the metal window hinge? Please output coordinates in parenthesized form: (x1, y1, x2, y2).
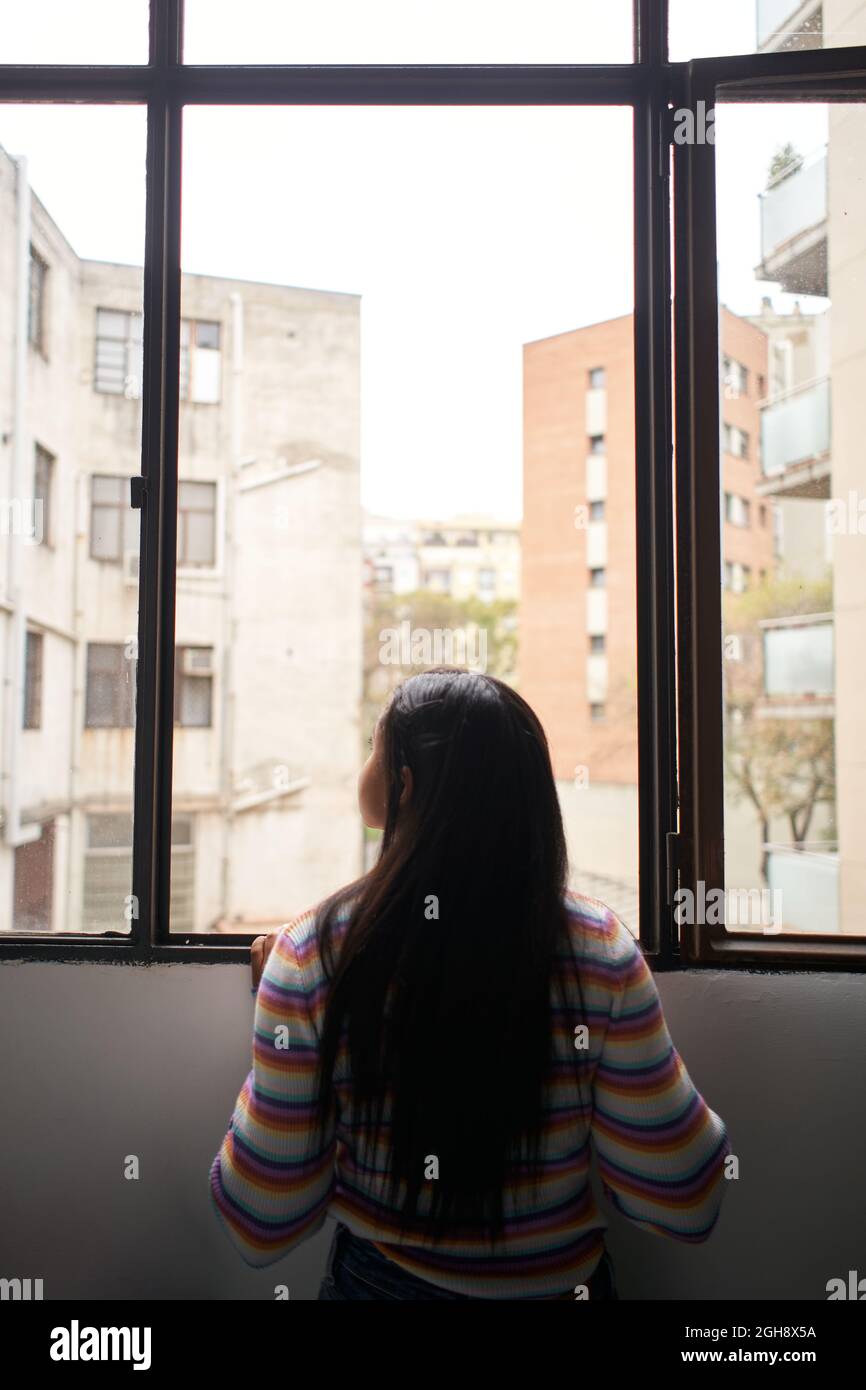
(130, 476, 146, 509)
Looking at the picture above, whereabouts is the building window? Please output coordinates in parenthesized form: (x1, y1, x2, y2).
(94, 308, 143, 397)
(589, 702, 606, 722)
(757, 373, 766, 399)
(724, 561, 750, 595)
(722, 422, 750, 459)
(724, 492, 750, 528)
(759, 503, 767, 527)
(588, 567, 606, 589)
(85, 643, 136, 728)
(588, 367, 606, 388)
(180, 319, 222, 403)
(33, 444, 54, 546)
(90, 474, 139, 562)
(589, 499, 606, 521)
(589, 634, 606, 654)
(477, 567, 496, 600)
(28, 246, 48, 354)
(178, 481, 217, 567)
(588, 434, 606, 454)
(84, 813, 194, 934)
(424, 568, 451, 593)
(23, 631, 43, 729)
(174, 646, 214, 727)
(723, 355, 748, 397)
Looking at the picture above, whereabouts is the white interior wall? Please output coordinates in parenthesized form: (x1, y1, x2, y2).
(0, 960, 863, 1300)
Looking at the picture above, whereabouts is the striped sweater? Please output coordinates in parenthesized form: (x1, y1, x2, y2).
(209, 890, 731, 1298)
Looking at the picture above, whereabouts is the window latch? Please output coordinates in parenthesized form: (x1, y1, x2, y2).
(666, 830, 682, 905)
(130, 476, 146, 509)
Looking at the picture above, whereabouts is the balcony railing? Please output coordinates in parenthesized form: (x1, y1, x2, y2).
(757, 0, 822, 49)
(759, 148, 827, 294)
(761, 612, 834, 700)
(761, 376, 830, 480)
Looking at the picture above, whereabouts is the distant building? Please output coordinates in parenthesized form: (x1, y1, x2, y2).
(0, 143, 362, 935)
(364, 513, 520, 604)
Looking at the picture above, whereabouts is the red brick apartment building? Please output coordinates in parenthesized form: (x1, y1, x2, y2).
(521, 307, 774, 787)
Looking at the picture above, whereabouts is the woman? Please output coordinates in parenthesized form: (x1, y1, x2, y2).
(210, 668, 730, 1300)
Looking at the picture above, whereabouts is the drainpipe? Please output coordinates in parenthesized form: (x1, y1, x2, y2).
(218, 292, 242, 923)
(3, 156, 39, 851)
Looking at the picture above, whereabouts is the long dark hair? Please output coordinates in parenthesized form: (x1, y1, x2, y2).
(313, 667, 583, 1245)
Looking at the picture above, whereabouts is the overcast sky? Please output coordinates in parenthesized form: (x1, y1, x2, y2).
(0, 2, 828, 519)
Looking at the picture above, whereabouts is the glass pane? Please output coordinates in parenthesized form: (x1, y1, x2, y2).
(716, 97, 866, 936)
(669, 0, 857, 59)
(1, 1, 149, 63)
(0, 106, 146, 934)
(173, 104, 637, 934)
(184, 0, 634, 63)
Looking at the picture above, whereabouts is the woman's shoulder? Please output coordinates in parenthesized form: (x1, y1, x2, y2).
(561, 888, 642, 972)
(276, 890, 358, 971)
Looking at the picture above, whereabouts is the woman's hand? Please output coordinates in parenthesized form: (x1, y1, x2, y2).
(250, 932, 279, 991)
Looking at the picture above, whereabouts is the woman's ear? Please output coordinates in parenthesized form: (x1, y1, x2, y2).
(398, 764, 414, 808)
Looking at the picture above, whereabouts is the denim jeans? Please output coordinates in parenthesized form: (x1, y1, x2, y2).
(317, 1221, 619, 1301)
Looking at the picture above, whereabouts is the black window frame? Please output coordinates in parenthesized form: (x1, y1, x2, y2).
(1, 0, 864, 971)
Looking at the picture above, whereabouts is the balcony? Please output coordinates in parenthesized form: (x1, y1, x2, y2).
(759, 611, 834, 717)
(756, 148, 827, 296)
(765, 845, 839, 932)
(758, 377, 831, 498)
(757, 0, 823, 52)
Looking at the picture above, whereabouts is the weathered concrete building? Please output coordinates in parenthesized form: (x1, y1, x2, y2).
(0, 143, 362, 935)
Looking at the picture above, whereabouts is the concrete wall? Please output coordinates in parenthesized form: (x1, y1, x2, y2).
(0, 956, 862, 1300)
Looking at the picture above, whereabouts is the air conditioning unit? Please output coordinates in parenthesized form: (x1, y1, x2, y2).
(122, 550, 140, 586)
(181, 646, 214, 677)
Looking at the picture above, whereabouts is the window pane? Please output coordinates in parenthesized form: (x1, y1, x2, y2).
(0, 106, 145, 934)
(1, 1, 148, 63)
(669, 0, 853, 59)
(184, 0, 634, 62)
(174, 104, 637, 935)
(716, 97, 866, 936)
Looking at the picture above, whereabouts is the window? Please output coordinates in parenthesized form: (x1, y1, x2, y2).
(90, 475, 139, 562)
(723, 355, 748, 398)
(5, 4, 864, 975)
(180, 319, 222, 403)
(589, 702, 606, 721)
(23, 631, 43, 729)
(424, 569, 451, 593)
(94, 308, 143, 397)
(28, 246, 48, 353)
(33, 444, 54, 546)
(174, 646, 214, 727)
(477, 567, 496, 599)
(724, 493, 750, 528)
(84, 814, 194, 935)
(722, 422, 749, 460)
(85, 643, 136, 728)
(178, 481, 217, 567)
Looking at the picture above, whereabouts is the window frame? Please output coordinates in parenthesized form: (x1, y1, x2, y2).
(1, 0, 864, 970)
(672, 48, 866, 970)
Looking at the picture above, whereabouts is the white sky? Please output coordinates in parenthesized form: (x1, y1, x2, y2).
(0, 2, 830, 518)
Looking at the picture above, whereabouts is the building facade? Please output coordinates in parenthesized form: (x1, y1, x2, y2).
(1, 143, 362, 935)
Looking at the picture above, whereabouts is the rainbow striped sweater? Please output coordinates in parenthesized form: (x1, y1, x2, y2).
(209, 891, 731, 1298)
